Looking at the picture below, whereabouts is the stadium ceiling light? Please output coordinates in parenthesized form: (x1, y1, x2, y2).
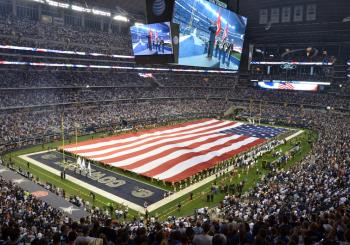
(113, 15, 129, 22)
(134, 22, 144, 26)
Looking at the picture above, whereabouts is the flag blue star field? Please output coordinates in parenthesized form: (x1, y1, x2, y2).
(219, 124, 287, 139)
(63, 119, 288, 182)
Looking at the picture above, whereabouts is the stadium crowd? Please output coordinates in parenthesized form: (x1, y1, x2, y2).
(1, 69, 350, 147)
(0, 70, 238, 88)
(0, 69, 349, 110)
(0, 16, 131, 55)
(0, 99, 229, 147)
(0, 71, 151, 88)
(219, 106, 350, 242)
(0, 87, 233, 108)
(1, 104, 349, 245)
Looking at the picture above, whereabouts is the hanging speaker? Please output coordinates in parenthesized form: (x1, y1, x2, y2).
(145, 0, 175, 24)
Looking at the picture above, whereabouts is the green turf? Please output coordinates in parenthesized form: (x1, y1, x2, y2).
(3, 119, 316, 221)
(232, 53, 241, 60)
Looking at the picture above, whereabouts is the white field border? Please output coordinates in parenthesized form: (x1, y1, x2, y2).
(19, 129, 304, 214)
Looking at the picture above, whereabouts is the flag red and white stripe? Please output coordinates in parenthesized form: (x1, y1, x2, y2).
(216, 13, 221, 36)
(278, 82, 294, 90)
(63, 119, 265, 182)
(222, 24, 229, 41)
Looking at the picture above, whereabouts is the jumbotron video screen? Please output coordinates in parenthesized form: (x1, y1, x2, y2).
(172, 0, 247, 70)
(130, 22, 174, 56)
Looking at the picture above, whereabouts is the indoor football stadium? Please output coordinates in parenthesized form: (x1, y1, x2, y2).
(0, 0, 349, 244)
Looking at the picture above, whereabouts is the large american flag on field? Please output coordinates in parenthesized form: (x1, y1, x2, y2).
(63, 119, 287, 183)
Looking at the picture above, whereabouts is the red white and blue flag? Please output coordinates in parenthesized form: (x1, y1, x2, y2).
(222, 24, 229, 41)
(278, 82, 295, 90)
(216, 13, 221, 36)
(63, 119, 286, 182)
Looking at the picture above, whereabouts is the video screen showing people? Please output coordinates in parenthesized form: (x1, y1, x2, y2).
(173, 0, 247, 70)
(130, 22, 173, 56)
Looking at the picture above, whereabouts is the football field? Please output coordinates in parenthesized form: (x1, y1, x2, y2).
(18, 119, 294, 213)
(11, 119, 315, 217)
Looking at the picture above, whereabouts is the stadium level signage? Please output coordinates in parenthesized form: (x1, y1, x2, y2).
(251, 61, 333, 66)
(207, 0, 227, 9)
(280, 63, 297, 70)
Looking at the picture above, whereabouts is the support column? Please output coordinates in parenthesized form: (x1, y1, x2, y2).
(37, 3, 42, 21)
(81, 14, 85, 28)
(310, 66, 314, 76)
(267, 65, 271, 75)
(108, 19, 112, 33)
(12, 0, 17, 17)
